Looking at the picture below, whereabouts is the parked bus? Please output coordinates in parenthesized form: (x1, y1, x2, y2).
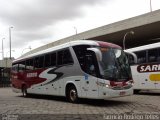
(11, 40, 133, 102)
(126, 42, 160, 93)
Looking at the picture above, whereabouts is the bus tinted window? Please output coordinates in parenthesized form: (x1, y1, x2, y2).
(12, 64, 19, 72)
(148, 48, 158, 62)
(34, 56, 44, 69)
(19, 61, 25, 72)
(39, 56, 44, 68)
(57, 49, 73, 66)
(63, 49, 73, 64)
(50, 52, 56, 66)
(73, 45, 98, 76)
(57, 50, 63, 65)
(126, 54, 135, 65)
(34, 57, 39, 69)
(45, 54, 51, 67)
(135, 51, 146, 64)
(73, 45, 90, 72)
(85, 51, 97, 76)
(157, 48, 160, 61)
(26, 59, 34, 70)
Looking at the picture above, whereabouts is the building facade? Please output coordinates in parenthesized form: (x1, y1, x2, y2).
(0, 58, 14, 87)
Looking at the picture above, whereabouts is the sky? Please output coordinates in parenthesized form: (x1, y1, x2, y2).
(0, 0, 160, 59)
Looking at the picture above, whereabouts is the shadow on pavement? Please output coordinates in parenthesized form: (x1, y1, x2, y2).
(134, 90, 160, 96)
(17, 94, 132, 107)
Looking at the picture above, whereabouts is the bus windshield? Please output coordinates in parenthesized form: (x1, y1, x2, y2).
(99, 47, 131, 81)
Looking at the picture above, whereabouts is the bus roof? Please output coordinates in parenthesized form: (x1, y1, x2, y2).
(13, 40, 121, 63)
(126, 42, 160, 53)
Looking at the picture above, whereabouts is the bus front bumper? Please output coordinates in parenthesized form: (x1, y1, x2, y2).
(100, 87, 133, 99)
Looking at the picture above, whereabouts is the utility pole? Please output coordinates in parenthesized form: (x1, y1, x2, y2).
(2, 38, 5, 60)
(9, 27, 13, 59)
(150, 0, 152, 12)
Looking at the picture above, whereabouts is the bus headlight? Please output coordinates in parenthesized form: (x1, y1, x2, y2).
(105, 84, 110, 88)
(96, 81, 111, 88)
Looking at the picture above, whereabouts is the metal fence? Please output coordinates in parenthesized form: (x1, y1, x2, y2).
(0, 77, 11, 87)
(0, 68, 11, 87)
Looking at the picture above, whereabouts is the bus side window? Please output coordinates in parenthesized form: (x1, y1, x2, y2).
(57, 50, 63, 66)
(39, 56, 44, 68)
(63, 49, 73, 64)
(26, 60, 30, 70)
(50, 52, 56, 66)
(45, 54, 51, 68)
(19, 61, 25, 72)
(127, 54, 135, 65)
(73, 45, 99, 76)
(148, 48, 158, 63)
(12, 64, 19, 72)
(135, 51, 146, 64)
(26, 59, 34, 70)
(34, 56, 44, 69)
(34, 57, 39, 69)
(85, 52, 97, 76)
(57, 49, 73, 66)
(73, 45, 90, 71)
(44, 52, 56, 68)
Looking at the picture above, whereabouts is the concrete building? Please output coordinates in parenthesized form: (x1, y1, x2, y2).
(0, 58, 14, 87)
(0, 58, 13, 68)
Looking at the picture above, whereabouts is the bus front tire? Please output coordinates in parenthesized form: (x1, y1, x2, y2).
(66, 86, 78, 103)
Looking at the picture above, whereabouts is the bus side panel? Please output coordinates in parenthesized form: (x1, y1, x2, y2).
(12, 69, 47, 92)
(12, 72, 24, 90)
(27, 68, 59, 95)
(131, 65, 156, 90)
(26, 65, 83, 97)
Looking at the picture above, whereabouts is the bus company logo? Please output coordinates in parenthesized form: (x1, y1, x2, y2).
(26, 72, 38, 78)
(137, 64, 160, 73)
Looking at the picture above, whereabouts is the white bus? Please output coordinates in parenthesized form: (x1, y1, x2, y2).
(11, 40, 133, 103)
(126, 42, 160, 93)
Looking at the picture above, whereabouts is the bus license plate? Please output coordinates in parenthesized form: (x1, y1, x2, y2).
(119, 91, 126, 96)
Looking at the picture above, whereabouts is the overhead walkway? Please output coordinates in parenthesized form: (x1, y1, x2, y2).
(22, 9, 160, 57)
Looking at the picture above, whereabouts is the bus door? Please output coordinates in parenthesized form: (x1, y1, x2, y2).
(82, 51, 99, 98)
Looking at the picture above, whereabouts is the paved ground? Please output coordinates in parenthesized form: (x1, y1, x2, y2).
(0, 88, 160, 120)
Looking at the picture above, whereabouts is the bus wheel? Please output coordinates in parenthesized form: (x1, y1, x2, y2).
(22, 85, 28, 97)
(67, 86, 78, 103)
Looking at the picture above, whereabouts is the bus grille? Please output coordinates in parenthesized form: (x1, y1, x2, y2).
(111, 85, 132, 90)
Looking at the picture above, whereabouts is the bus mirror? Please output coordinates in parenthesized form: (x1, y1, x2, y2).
(124, 51, 137, 64)
(87, 48, 102, 61)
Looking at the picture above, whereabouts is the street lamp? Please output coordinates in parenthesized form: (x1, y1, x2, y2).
(21, 46, 32, 55)
(73, 27, 77, 35)
(9, 26, 13, 59)
(123, 31, 134, 50)
(2, 38, 5, 60)
(150, 0, 152, 12)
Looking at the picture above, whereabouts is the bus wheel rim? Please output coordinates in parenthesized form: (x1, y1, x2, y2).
(70, 89, 77, 101)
